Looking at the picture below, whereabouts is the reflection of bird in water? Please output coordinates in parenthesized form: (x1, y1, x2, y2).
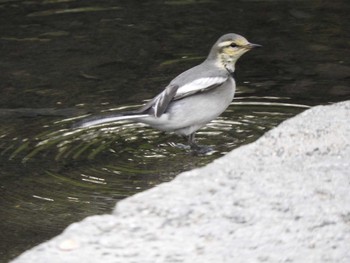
(75, 33, 261, 151)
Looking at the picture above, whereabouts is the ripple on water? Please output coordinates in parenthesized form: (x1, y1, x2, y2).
(3, 101, 309, 164)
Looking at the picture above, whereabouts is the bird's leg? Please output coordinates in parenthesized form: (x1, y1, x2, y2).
(188, 133, 197, 148)
(188, 132, 214, 154)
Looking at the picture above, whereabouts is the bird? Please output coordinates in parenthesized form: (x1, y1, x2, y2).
(75, 33, 261, 150)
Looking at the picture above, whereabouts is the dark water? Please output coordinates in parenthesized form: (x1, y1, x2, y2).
(0, 0, 349, 261)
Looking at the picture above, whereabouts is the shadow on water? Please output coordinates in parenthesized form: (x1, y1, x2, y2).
(0, 0, 349, 261)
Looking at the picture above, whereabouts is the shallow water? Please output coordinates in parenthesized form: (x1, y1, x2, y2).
(1, 0, 350, 261)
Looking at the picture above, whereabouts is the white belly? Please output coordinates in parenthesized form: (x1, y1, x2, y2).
(141, 77, 235, 136)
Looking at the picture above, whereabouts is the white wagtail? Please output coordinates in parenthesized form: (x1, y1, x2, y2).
(76, 33, 261, 148)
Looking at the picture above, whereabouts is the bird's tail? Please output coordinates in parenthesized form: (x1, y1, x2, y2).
(74, 111, 148, 129)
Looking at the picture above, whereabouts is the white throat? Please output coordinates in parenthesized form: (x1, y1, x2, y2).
(224, 61, 235, 73)
(219, 53, 237, 74)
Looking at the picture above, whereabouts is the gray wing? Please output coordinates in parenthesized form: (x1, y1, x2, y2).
(136, 84, 178, 117)
(138, 76, 228, 118)
(153, 84, 179, 117)
(172, 76, 228, 100)
(137, 62, 229, 118)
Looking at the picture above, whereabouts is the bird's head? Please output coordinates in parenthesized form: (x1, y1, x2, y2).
(207, 33, 261, 73)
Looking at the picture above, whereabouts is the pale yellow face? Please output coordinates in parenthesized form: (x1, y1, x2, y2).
(215, 35, 258, 72)
(218, 36, 252, 58)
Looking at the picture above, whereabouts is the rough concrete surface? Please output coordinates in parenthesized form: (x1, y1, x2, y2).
(12, 101, 350, 263)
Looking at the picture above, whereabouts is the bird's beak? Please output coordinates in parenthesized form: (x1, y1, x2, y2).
(245, 43, 262, 49)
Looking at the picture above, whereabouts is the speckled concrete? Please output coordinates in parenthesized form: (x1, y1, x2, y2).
(11, 101, 350, 263)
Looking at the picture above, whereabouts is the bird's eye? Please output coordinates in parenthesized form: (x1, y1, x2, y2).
(230, 43, 238, 48)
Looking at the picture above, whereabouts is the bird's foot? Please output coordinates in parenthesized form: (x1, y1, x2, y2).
(186, 133, 214, 154)
(190, 143, 215, 155)
(168, 142, 214, 155)
(171, 143, 191, 150)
